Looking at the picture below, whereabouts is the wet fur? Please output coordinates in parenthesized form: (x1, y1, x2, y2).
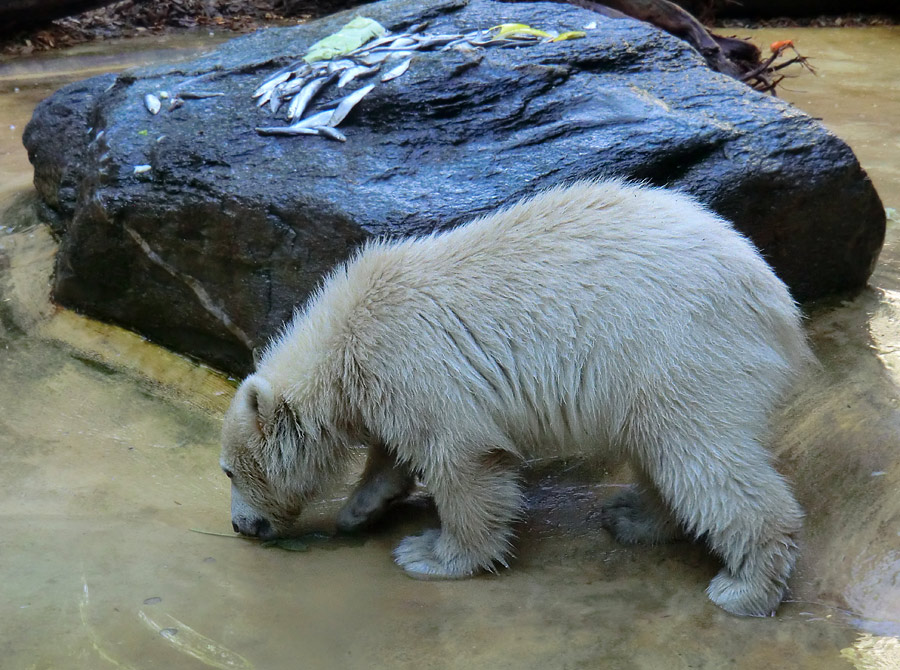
(221, 178, 810, 616)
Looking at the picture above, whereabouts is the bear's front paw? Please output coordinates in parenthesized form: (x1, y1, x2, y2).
(393, 530, 479, 580)
(707, 568, 784, 617)
(336, 465, 415, 533)
(600, 487, 681, 545)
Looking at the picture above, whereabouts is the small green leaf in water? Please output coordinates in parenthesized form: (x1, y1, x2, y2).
(138, 129, 149, 136)
(261, 532, 335, 552)
(261, 537, 312, 551)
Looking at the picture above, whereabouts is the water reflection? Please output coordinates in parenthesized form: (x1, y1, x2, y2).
(841, 633, 900, 670)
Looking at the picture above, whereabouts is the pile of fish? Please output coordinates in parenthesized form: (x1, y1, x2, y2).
(251, 22, 587, 142)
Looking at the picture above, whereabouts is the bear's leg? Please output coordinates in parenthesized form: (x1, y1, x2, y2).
(600, 470, 683, 545)
(336, 442, 416, 532)
(638, 434, 803, 617)
(393, 451, 523, 579)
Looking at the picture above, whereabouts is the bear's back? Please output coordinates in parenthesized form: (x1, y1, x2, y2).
(302, 180, 809, 455)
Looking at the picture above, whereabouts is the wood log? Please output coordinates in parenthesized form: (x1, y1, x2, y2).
(552, 0, 753, 78)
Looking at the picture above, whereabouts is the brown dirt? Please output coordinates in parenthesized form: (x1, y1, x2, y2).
(0, 0, 364, 57)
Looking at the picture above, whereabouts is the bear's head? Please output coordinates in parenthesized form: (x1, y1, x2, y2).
(220, 373, 347, 538)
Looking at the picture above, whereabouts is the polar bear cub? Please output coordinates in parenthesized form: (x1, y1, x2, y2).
(220, 179, 810, 616)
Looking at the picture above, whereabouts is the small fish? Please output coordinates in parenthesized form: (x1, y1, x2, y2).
(291, 109, 336, 129)
(327, 59, 357, 74)
(134, 164, 152, 174)
(328, 83, 375, 127)
(279, 77, 310, 97)
(144, 93, 161, 114)
(386, 36, 417, 49)
(256, 125, 320, 136)
(442, 31, 484, 50)
(337, 64, 380, 88)
(252, 71, 291, 98)
(365, 43, 423, 55)
(287, 76, 329, 120)
(256, 88, 274, 107)
(268, 92, 283, 114)
(310, 60, 333, 74)
(358, 51, 392, 66)
(471, 36, 538, 47)
(315, 126, 347, 142)
(349, 32, 401, 55)
(359, 49, 414, 65)
(413, 33, 464, 49)
(381, 58, 412, 82)
(178, 91, 225, 99)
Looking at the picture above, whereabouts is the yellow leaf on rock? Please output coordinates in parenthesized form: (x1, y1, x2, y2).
(552, 31, 588, 41)
(490, 23, 552, 39)
(303, 17, 387, 64)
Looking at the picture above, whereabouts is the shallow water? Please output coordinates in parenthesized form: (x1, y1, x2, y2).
(0, 26, 899, 670)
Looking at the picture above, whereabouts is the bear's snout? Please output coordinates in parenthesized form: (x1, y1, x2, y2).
(229, 485, 276, 538)
(232, 515, 273, 538)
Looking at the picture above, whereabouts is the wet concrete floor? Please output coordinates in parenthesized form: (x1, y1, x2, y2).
(0, 26, 898, 670)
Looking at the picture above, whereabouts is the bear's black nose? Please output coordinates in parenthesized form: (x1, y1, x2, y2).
(252, 518, 272, 537)
(232, 516, 273, 537)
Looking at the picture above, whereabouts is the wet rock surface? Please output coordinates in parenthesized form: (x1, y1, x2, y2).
(23, 0, 885, 374)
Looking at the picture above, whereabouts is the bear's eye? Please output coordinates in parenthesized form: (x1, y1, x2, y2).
(223, 468, 234, 479)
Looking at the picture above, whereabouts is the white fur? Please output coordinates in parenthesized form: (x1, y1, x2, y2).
(221, 179, 810, 616)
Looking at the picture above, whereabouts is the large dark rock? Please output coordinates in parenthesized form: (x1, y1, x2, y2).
(24, 0, 885, 375)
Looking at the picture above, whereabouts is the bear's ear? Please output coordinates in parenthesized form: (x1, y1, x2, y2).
(240, 374, 277, 434)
